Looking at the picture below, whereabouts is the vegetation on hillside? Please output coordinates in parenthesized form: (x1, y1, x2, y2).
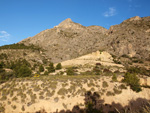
(123, 72, 141, 92)
(0, 43, 41, 51)
(0, 59, 32, 83)
(127, 66, 150, 76)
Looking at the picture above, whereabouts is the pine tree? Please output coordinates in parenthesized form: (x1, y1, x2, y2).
(39, 65, 44, 72)
(17, 65, 32, 77)
(48, 62, 55, 73)
(56, 63, 62, 70)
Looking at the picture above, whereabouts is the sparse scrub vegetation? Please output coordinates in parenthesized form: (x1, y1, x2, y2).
(0, 43, 41, 51)
(106, 91, 115, 96)
(0, 53, 8, 60)
(12, 96, 18, 101)
(102, 81, 108, 88)
(39, 95, 44, 99)
(113, 88, 122, 94)
(57, 88, 68, 95)
(21, 105, 25, 111)
(62, 103, 67, 109)
(33, 85, 41, 92)
(0, 96, 7, 101)
(11, 105, 17, 110)
(0, 103, 5, 112)
(119, 84, 127, 90)
(127, 66, 150, 76)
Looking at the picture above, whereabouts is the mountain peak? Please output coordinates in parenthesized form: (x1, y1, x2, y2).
(123, 16, 141, 23)
(129, 16, 141, 21)
(63, 18, 73, 23)
(57, 18, 75, 28)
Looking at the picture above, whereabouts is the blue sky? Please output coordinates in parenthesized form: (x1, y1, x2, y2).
(0, 0, 150, 46)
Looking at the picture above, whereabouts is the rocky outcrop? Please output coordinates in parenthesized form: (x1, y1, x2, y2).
(106, 16, 150, 60)
(140, 77, 150, 86)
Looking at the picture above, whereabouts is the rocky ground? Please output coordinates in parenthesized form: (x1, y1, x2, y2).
(0, 75, 150, 113)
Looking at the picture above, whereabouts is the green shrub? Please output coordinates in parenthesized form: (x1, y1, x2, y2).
(16, 65, 32, 77)
(39, 65, 44, 72)
(0, 103, 5, 112)
(112, 74, 117, 82)
(0, 62, 3, 69)
(11, 105, 16, 110)
(119, 84, 127, 89)
(57, 88, 68, 95)
(0, 53, 7, 60)
(121, 54, 130, 58)
(0, 67, 13, 82)
(12, 96, 18, 101)
(44, 71, 49, 75)
(123, 73, 141, 92)
(127, 66, 150, 76)
(48, 62, 55, 73)
(106, 91, 115, 96)
(21, 105, 25, 111)
(103, 69, 113, 76)
(0, 96, 7, 101)
(33, 86, 41, 92)
(93, 65, 101, 75)
(6, 59, 32, 78)
(113, 88, 122, 94)
(56, 63, 62, 70)
(66, 67, 75, 75)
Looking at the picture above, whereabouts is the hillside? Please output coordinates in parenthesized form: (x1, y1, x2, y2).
(19, 18, 108, 63)
(19, 16, 150, 63)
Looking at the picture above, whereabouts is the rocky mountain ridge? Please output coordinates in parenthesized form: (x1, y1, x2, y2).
(20, 16, 150, 63)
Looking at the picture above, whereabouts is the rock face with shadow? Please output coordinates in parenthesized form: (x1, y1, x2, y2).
(106, 16, 150, 60)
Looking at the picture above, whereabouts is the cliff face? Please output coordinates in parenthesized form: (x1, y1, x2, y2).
(20, 16, 150, 63)
(106, 16, 150, 60)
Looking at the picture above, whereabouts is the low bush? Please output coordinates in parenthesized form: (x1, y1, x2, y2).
(47, 62, 55, 73)
(106, 91, 115, 96)
(102, 81, 108, 88)
(113, 88, 122, 94)
(112, 74, 117, 82)
(57, 88, 68, 95)
(66, 67, 75, 75)
(39, 65, 44, 72)
(119, 84, 127, 89)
